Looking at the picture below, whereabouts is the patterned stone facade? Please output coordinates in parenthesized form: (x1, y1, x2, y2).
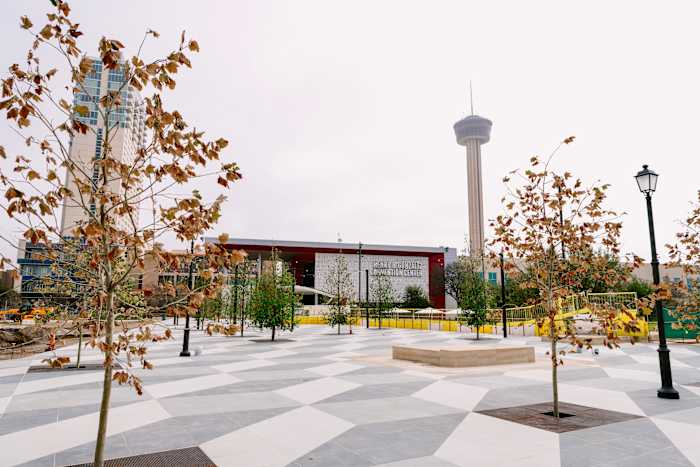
(314, 252, 428, 300)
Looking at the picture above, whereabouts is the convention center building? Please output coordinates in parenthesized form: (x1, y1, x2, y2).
(207, 238, 457, 308)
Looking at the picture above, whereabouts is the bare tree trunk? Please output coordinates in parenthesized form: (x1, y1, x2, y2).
(76, 323, 82, 368)
(240, 296, 244, 337)
(271, 325, 276, 342)
(548, 286, 559, 418)
(337, 322, 340, 335)
(93, 292, 115, 466)
(551, 322, 559, 417)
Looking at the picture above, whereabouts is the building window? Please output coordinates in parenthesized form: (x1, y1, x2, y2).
(488, 272, 497, 285)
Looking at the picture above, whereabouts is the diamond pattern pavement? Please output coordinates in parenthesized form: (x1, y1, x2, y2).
(1, 322, 699, 466)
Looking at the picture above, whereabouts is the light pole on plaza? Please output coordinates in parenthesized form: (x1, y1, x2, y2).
(358, 242, 363, 305)
(634, 165, 679, 399)
(180, 238, 195, 357)
(499, 252, 507, 338)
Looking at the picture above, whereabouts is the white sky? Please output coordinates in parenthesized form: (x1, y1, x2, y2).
(1, 0, 699, 263)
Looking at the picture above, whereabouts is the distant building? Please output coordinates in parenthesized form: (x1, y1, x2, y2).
(138, 249, 196, 291)
(59, 58, 146, 235)
(207, 238, 457, 308)
(16, 58, 147, 303)
(15, 239, 88, 305)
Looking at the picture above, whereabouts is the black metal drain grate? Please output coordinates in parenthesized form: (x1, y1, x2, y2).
(28, 362, 104, 373)
(66, 446, 216, 466)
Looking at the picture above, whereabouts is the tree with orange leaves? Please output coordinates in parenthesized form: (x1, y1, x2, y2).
(490, 137, 639, 417)
(1, 2, 245, 464)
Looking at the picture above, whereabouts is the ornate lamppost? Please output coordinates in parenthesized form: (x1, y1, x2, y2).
(635, 165, 679, 399)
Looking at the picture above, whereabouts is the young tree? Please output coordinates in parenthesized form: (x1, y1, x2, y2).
(402, 285, 430, 308)
(490, 138, 635, 417)
(0, 3, 244, 464)
(620, 277, 653, 299)
(667, 190, 700, 337)
(456, 256, 493, 340)
(247, 251, 298, 341)
(370, 273, 394, 329)
(502, 269, 540, 307)
(444, 260, 468, 305)
(324, 254, 354, 335)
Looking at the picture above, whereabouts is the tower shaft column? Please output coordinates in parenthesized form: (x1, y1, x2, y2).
(465, 139, 484, 255)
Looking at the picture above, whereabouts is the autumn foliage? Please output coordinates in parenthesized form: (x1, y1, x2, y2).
(490, 137, 641, 416)
(2, 1, 244, 464)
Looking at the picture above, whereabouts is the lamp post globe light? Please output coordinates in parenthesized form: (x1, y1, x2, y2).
(634, 165, 679, 399)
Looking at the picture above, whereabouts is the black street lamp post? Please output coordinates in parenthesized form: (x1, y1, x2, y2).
(500, 252, 507, 338)
(358, 242, 363, 305)
(365, 269, 369, 328)
(233, 264, 240, 325)
(180, 239, 195, 357)
(635, 165, 679, 399)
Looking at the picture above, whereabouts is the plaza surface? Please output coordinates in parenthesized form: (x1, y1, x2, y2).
(1, 323, 700, 466)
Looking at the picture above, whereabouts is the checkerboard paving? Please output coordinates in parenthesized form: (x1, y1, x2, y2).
(1, 322, 700, 466)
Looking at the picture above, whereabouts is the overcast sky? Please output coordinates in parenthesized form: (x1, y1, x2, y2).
(1, 1, 699, 263)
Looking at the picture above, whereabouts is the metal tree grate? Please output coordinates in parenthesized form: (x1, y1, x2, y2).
(67, 447, 216, 466)
(28, 362, 104, 373)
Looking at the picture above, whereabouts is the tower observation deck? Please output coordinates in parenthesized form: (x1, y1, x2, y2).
(453, 114, 492, 255)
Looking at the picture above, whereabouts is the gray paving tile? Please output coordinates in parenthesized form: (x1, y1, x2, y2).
(595, 355, 640, 367)
(288, 441, 372, 467)
(650, 405, 700, 425)
(373, 456, 460, 467)
(234, 368, 323, 382)
(446, 374, 541, 389)
(0, 374, 25, 385)
(0, 382, 19, 397)
(120, 408, 290, 453)
(339, 372, 433, 386)
(563, 376, 658, 392)
(15, 454, 55, 467)
(599, 447, 693, 466)
(344, 365, 404, 376)
(473, 383, 551, 411)
(314, 396, 465, 425)
(626, 386, 700, 416)
(54, 432, 130, 467)
(555, 367, 610, 381)
(184, 377, 320, 395)
(160, 391, 299, 416)
(560, 418, 688, 466)
(0, 407, 58, 435)
(305, 413, 467, 465)
(321, 380, 434, 403)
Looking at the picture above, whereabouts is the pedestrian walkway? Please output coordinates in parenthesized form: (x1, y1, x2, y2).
(1, 322, 699, 466)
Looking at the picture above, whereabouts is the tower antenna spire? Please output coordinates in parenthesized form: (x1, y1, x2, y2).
(469, 80, 474, 116)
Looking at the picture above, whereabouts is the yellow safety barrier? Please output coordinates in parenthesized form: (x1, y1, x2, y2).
(533, 307, 648, 338)
(296, 292, 644, 338)
(296, 316, 328, 325)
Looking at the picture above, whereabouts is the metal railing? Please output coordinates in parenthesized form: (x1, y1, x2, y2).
(295, 291, 641, 336)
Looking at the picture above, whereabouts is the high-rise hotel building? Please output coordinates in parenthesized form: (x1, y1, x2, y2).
(59, 58, 146, 235)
